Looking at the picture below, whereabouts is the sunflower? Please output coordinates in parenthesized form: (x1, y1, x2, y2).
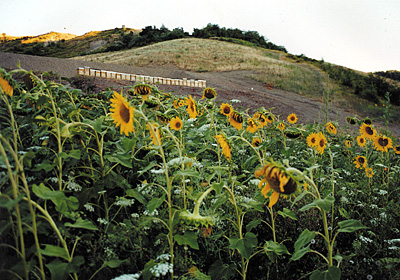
(345, 140, 352, 148)
(178, 99, 185, 107)
(215, 134, 231, 160)
(147, 122, 161, 146)
(287, 113, 298, 124)
(202, 87, 217, 99)
(229, 111, 243, 130)
(365, 167, 374, 178)
(306, 132, 319, 148)
(134, 84, 152, 100)
(109, 91, 135, 136)
(373, 135, 393, 153)
(359, 123, 376, 140)
(394, 145, 400, 155)
(354, 156, 367, 169)
(346, 117, 357, 125)
(316, 132, 327, 154)
(326, 122, 337, 134)
(252, 138, 261, 147)
(185, 95, 197, 119)
(357, 135, 366, 147)
(169, 116, 183, 131)
(363, 118, 372, 125)
(266, 114, 275, 123)
(0, 76, 13, 97)
(220, 103, 233, 117)
(254, 162, 298, 208)
(246, 118, 258, 133)
(277, 122, 285, 131)
(173, 99, 180, 108)
(254, 112, 268, 127)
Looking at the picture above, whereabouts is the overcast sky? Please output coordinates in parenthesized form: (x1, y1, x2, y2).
(1, 0, 399, 72)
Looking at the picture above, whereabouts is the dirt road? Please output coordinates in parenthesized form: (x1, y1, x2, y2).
(1, 51, 398, 138)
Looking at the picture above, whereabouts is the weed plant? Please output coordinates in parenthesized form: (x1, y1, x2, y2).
(0, 67, 399, 280)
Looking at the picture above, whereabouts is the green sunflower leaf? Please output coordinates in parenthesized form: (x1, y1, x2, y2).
(310, 266, 341, 280)
(40, 244, 69, 261)
(64, 218, 98, 231)
(337, 219, 368, 233)
(264, 241, 290, 255)
(147, 194, 165, 214)
(208, 260, 236, 280)
(229, 232, 258, 259)
(294, 229, 316, 251)
(278, 208, 297, 220)
(173, 168, 201, 178)
(174, 231, 199, 250)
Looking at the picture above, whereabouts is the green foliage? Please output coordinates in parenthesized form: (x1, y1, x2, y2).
(0, 67, 399, 280)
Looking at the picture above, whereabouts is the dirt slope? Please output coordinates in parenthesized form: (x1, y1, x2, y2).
(1, 51, 398, 138)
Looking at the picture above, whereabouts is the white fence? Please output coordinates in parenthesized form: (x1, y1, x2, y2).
(76, 66, 206, 88)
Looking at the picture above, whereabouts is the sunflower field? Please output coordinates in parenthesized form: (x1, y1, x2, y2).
(1, 67, 400, 280)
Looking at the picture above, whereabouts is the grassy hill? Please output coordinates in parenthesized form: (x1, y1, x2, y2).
(76, 37, 331, 97)
(1, 28, 140, 58)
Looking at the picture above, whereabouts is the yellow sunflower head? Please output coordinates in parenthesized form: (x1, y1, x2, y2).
(277, 122, 285, 131)
(266, 114, 275, 123)
(109, 91, 135, 136)
(365, 167, 374, 178)
(134, 84, 152, 100)
(326, 122, 337, 134)
(146, 122, 161, 146)
(254, 161, 298, 208)
(357, 135, 366, 147)
(359, 123, 376, 140)
(0, 76, 13, 97)
(173, 99, 180, 109)
(169, 116, 183, 131)
(185, 95, 197, 119)
(373, 135, 393, 153)
(287, 113, 298, 124)
(202, 87, 217, 99)
(394, 145, 400, 155)
(345, 140, 352, 148)
(354, 155, 367, 169)
(316, 132, 327, 154)
(246, 118, 258, 133)
(306, 132, 319, 148)
(178, 99, 185, 107)
(220, 103, 233, 117)
(229, 111, 243, 130)
(252, 137, 262, 147)
(254, 112, 268, 127)
(215, 134, 231, 160)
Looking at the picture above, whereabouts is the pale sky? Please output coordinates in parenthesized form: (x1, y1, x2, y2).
(1, 0, 399, 72)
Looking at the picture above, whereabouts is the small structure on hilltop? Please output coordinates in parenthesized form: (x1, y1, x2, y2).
(76, 66, 207, 88)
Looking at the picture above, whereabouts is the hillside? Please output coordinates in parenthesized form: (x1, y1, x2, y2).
(1, 28, 140, 58)
(76, 38, 331, 97)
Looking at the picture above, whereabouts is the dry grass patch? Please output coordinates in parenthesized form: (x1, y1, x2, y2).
(76, 38, 331, 96)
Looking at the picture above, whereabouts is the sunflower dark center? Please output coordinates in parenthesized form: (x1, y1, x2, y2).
(358, 157, 365, 164)
(175, 122, 181, 128)
(319, 139, 325, 147)
(253, 140, 260, 147)
(365, 126, 374, 135)
(360, 138, 365, 143)
(120, 104, 130, 123)
(204, 89, 215, 99)
(223, 107, 231, 114)
(378, 137, 389, 147)
(311, 137, 316, 144)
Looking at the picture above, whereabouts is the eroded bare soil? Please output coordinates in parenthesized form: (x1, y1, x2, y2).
(1, 51, 399, 138)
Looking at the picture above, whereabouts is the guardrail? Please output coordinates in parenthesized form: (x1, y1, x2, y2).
(76, 66, 206, 88)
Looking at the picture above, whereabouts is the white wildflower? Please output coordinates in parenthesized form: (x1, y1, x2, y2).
(84, 203, 95, 212)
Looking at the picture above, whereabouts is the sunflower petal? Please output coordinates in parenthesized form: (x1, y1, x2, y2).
(268, 192, 280, 208)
